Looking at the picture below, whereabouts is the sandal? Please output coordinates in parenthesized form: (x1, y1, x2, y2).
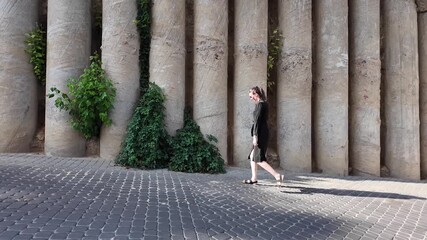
(243, 179, 258, 184)
(276, 175, 284, 187)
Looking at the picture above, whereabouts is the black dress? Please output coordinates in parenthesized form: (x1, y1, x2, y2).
(248, 100, 269, 162)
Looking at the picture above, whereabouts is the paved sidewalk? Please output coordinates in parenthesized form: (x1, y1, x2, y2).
(0, 153, 426, 240)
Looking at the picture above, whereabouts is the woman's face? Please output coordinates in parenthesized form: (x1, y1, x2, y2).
(249, 91, 259, 102)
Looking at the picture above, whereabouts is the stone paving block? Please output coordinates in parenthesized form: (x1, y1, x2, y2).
(12, 234, 33, 240)
(50, 232, 68, 239)
(0, 230, 19, 239)
(144, 229, 157, 236)
(171, 235, 186, 240)
(67, 232, 85, 239)
(82, 237, 100, 240)
(20, 227, 39, 235)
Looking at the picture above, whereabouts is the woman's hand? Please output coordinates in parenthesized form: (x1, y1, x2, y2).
(252, 136, 258, 146)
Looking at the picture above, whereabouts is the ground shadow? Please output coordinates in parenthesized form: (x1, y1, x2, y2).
(279, 186, 426, 200)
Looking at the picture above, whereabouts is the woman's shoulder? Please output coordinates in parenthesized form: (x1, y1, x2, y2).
(259, 100, 268, 106)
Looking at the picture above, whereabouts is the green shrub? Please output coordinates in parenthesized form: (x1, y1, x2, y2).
(116, 0, 171, 170)
(117, 0, 224, 174)
(47, 54, 116, 139)
(25, 24, 47, 85)
(116, 82, 170, 169)
(169, 108, 226, 174)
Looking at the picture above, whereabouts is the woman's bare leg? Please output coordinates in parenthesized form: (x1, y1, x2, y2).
(257, 161, 281, 180)
(250, 150, 257, 181)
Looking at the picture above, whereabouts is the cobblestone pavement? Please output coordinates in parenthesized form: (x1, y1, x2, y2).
(0, 154, 426, 240)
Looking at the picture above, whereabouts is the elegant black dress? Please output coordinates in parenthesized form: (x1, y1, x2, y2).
(248, 100, 269, 162)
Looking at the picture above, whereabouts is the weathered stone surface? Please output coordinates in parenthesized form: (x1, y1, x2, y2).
(383, 0, 420, 180)
(0, 0, 39, 153)
(417, 0, 427, 12)
(277, 0, 312, 173)
(149, 0, 185, 136)
(45, 0, 91, 157)
(100, 0, 140, 161)
(419, 12, 427, 179)
(233, 0, 268, 167)
(349, 0, 381, 176)
(193, 0, 228, 162)
(313, 0, 349, 176)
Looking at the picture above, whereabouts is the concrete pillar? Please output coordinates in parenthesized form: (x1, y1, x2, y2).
(349, 0, 381, 176)
(417, 0, 427, 179)
(193, 0, 228, 162)
(0, 0, 39, 152)
(45, 0, 91, 157)
(383, 0, 420, 180)
(233, 0, 268, 167)
(149, 0, 185, 136)
(314, 0, 349, 176)
(277, 0, 312, 172)
(100, 0, 140, 160)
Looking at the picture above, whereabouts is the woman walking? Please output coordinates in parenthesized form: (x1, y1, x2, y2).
(243, 86, 284, 186)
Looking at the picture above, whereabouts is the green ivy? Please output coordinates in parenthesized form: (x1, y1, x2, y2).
(115, 0, 170, 169)
(25, 24, 47, 85)
(267, 28, 283, 89)
(47, 54, 116, 139)
(116, 82, 170, 169)
(135, 0, 151, 94)
(169, 108, 226, 174)
(117, 0, 225, 174)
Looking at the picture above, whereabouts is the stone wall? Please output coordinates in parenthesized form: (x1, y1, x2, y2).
(1, 0, 426, 180)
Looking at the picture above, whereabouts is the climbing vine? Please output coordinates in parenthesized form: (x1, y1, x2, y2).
(117, 0, 225, 173)
(117, 0, 172, 169)
(25, 24, 47, 85)
(135, 0, 151, 94)
(267, 28, 283, 88)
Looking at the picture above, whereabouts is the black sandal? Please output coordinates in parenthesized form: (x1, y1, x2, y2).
(243, 179, 258, 184)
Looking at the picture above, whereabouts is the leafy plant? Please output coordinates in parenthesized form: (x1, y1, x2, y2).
(25, 24, 47, 85)
(135, 0, 151, 95)
(169, 107, 226, 174)
(267, 28, 283, 88)
(116, 82, 170, 169)
(47, 54, 116, 139)
(116, 0, 171, 170)
(117, 0, 224, 174)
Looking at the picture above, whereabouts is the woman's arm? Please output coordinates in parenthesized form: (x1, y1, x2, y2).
(252, 102, 262, 144)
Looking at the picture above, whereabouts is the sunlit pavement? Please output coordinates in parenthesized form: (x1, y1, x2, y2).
(0, 153, 426, 240)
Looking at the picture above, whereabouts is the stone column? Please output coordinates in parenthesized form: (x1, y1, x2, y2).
(193, 0, 228, 162)
(45, 0, 91, 157)
(100, 0, 140, 160)
(277, 0, 312, 172)
(418, 0, 427, 11)
(383, 0, 420, 180)
(233, 0, 268, 167)
(0, 0, 39, 152)
(349, 0, 381, 176)
(418, 0, 427, 179)
(314, 0, 349, 176)
(149, 0, 185, 136)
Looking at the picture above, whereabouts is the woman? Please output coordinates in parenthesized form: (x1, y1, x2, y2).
(243, 86, 284, 186)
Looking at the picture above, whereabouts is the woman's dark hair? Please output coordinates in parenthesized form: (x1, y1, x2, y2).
(250, 86, 267, 101)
